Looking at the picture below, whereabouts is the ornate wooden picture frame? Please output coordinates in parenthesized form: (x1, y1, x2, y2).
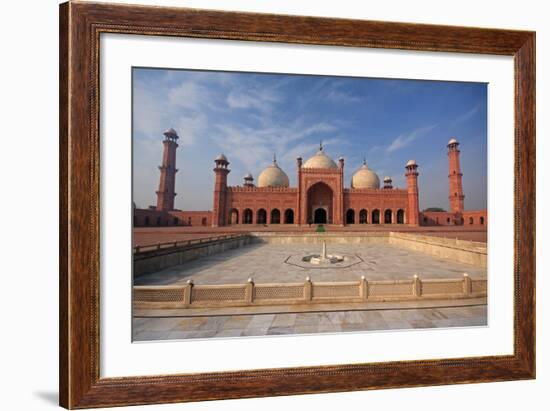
(59, 1, 535, 408)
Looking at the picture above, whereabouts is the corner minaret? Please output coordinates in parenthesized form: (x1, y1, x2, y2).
(447, 138, 465, 213)
(405, 160, 420, 225)
(212, 153, 230, 227)
(155, 128, 179, 211)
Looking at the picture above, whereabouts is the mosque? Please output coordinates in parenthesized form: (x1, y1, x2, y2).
(133, 128, 487, 228)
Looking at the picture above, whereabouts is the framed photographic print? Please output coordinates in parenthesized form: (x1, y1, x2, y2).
(59, 1, 535, 408)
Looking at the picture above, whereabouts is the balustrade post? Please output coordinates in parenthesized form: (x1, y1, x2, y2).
(463, 273, 472, 296)
(304, 277, 312, 302)
(245, 278, 254, 303)
(413, 274, 422, 297)
(183, 279, 193, 306)
(359, 276, 368, 301)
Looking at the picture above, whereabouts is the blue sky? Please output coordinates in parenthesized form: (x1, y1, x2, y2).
(133, 68, 487, 211)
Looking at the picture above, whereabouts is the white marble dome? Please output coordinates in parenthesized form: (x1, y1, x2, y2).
(257, 158, 289, 188)
(303, 145, 338, 169)
(351, 161, 380, 189)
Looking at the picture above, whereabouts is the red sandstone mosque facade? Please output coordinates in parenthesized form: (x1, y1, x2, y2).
(133, 129, 487, 228)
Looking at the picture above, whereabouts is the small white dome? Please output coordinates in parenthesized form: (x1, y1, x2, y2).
(215, 153, 228, 162)
(257, 158, 289, 188)
(448, 138, 458, 145)
(406, 159, 417, 167)
(351, 161, 380, 189)
(244, 173, 253, 180)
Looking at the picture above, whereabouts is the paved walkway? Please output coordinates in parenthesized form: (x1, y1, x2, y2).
(134, 243, 486, 286)
(133, 303, 487, 341)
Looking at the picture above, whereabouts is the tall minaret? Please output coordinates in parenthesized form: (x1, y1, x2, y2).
(155, 128, 179, 211)
(447, 138, 465, 213)
(212, 153, 230, 227)
(296, 155, 303, 225)
(405, 160, 420, 226)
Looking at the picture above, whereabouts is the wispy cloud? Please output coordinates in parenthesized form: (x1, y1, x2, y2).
(168, 81, 212, 109)
(133, 68, 487, 211)
(211, 119, 339, 174)
(452, 104, 481, 125)
(386, 124, 437, 153)
(324, 88, 362, 103)
(226, 88, 281, 111)
(322, 80, 364, 103)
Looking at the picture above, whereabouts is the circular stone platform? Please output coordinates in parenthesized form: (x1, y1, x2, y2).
(284, 253, 365, 269)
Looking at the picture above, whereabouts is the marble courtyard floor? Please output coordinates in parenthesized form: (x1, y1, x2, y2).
(134, 243, 486, 286)
(133, 299, 487, 341)
(133, 242, 487, 341)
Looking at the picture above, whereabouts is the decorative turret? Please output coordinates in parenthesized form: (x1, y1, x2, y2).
(383, 176, 393, 189)
(243, 173, 254, 187)
(155, 128, 179, 211)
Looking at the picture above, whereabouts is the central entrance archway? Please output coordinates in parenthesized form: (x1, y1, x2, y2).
(313, 208, 327, 224)
(307, 182, 333, 224)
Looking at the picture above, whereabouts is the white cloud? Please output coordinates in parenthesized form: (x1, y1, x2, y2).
(452, 104, 481, 125)
(168, 81, 205, 108)
(210, 117, 340, 176)
(226, 87, 281, 111)
(386, 124, 437, 153)
(323, 80, 364, 103)
(173, 114, 207, 147)
(324, 89, 362, 103)
(133, 86, 166, 136)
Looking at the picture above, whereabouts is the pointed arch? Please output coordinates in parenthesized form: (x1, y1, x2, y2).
(270, 209, 281, 224)
(257, 208, 267, 224)
(229, 208, 239, 224)
(372, 209, 380, 224)
(284, 209, 294, 224)
(397, 209, 405, 224)
(359, 209, 368, 224)
(346, 209, 355, 224)
(243, 208, 253, 224)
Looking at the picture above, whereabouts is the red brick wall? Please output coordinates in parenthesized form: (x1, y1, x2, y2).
(420, 210, 487, 227)
(173, 211, 212, 227)
(462, 210, 487, 227)
(133, 208, 212, 227)
(420, 211, 457, 226)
